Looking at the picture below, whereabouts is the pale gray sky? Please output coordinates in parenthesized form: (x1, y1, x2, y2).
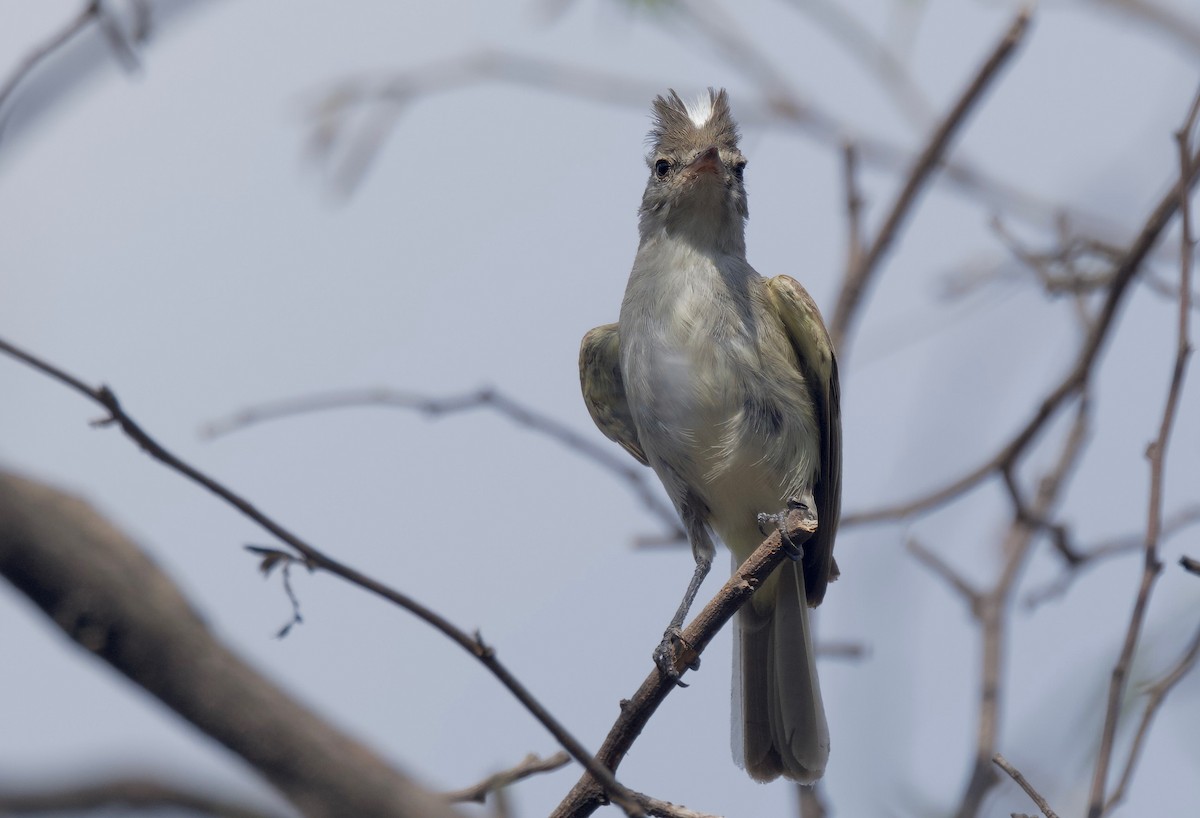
(2, 2, 1199, 816)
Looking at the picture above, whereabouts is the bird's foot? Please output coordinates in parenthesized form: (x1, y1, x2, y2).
(757, 498, 815, 561)
(653, 626, 700, 687)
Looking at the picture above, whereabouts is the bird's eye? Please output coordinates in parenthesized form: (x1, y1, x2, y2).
(654, 159, 672, 179)
(733, 161, 747, 181)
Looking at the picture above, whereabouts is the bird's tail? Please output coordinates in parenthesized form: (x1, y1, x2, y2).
(732, 557, 829, 783)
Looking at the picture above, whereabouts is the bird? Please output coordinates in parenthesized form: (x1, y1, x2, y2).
(579, 88, 841, 783)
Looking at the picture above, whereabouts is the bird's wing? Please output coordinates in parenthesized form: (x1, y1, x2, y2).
(764, 275, 842, 606)
(579, 323, 649, 466)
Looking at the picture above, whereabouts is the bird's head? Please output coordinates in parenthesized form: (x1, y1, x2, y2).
(638, 88, 748, 252)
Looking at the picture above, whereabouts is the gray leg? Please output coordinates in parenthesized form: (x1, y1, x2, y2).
(654, 498, 715, 685)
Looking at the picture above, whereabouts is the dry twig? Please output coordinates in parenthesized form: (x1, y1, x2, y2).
(0, 473, 462, 818)
(549, 513, 818, 818)
(0, 336, 643, 818)
(844, 121, 1200, 528)
(829, 7, 1033, 351)
(1101, 621, 1200, 814)
(1085, 82, 1200, 818)
(444, 752, 571, 804)
(202, 386, 684, 541)
(0, 775, 283, 818)
(992, 753, 1060, 818)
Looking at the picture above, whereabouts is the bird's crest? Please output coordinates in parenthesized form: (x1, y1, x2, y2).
(648, 88, 740, 156)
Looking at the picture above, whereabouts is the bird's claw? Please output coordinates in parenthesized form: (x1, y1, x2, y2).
(654, 627, 700, 687)
(757, 502, 811, 561)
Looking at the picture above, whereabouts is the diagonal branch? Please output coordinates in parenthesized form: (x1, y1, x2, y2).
(829, 7, 1033, 351)
(0, 472, 463, 818)
(992, 753, 1060, 818)
(201, 386, 683, 538)
(444, 751, 571, 804)
(550, 513, 818, 818)
(1085, 82, 1200, 818)
(0, 775, 283, 818)
(843, 116, 1200, 528)
(0, 336, 642, 818)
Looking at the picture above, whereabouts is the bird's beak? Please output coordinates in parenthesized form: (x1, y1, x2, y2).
(685, 146, 724, 176)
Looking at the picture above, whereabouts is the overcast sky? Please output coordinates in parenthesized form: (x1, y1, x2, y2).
(2, 2, 1199, 817)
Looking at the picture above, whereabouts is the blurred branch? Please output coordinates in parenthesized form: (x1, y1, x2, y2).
(202, 386, 683, 541)
(1086, 83, 1199, 818)
(947, 397, 1091, 818)
(632, 794, 722, 818)
(843, 101, 1200, 528)
(0, 472, 462, 818)
(1102, 620, 1200, 815)
(0, 775, 282, 818)
(444, 752, 571, 804)
(307, 46, 1102, 240)
(1023, 503, 1200, 608)
(774, 0, 933, 127)
(1091, 0, 1200, 57)
(828, 5, 1032, 351)
(550, 512, 818, 818)
(1182, 554, 1200, 575)
(992, 753, 1060, 818)
(841, 140, 866, 291)
(0, 1, 102, 120)
(0, 337, 641, 818)
(0, 0, 162, 143)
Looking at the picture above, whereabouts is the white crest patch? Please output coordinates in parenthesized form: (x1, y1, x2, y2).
(684, 93, 714, 127)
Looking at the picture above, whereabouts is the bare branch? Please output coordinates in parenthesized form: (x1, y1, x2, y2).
(0, 472, 462, 818)
(550, 513, 818, 818)
(0, 775, 283, 818)
(1091, 0, 1200, 57)
(1086, 82, 1199, 818)
(0, 337, 641, 818)
(1023, 503, 1200, 608)
(0, 1, 101, 120)
(841, 140, 866, 289)
(775, 0, 934, 127)
(1102, 621, 1200, 814)
(444, 752, 571, 804)
(908, 538, 981, 608)
(633, 793, 723, 818)
(992, 753, 1060, 818)
(830, 7, 1033, 351)
(844, 112, 1200, 528)
(952, 397, 1091, 818)
(201, 386, 683, 539)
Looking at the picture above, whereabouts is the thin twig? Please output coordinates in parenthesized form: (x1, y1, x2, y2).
(0, 776, 283, 818)
(992, 753, 1060, 818)
(549, 513, 818, 818)
(0, 336, 644, 818)
(1085, 83, 1199, 818)
(0, 1, 100, 120)
(1102, 621, 1200, 814)
(444, 752, 571, 804)
(843, 125, 1200, 528)
(309, 50, 1106, 235)
(829, 7, 1033, 351)
(632, 793, 723, 818)
(908, 537, 981, 608)
(202, 386, 683, 538)
(1023, 504, 1200, 608)
(841, 140, 866, 293)
(952, 397, 1091, 818)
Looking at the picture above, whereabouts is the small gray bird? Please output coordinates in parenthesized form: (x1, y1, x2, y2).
(580, 89, 841, 783)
